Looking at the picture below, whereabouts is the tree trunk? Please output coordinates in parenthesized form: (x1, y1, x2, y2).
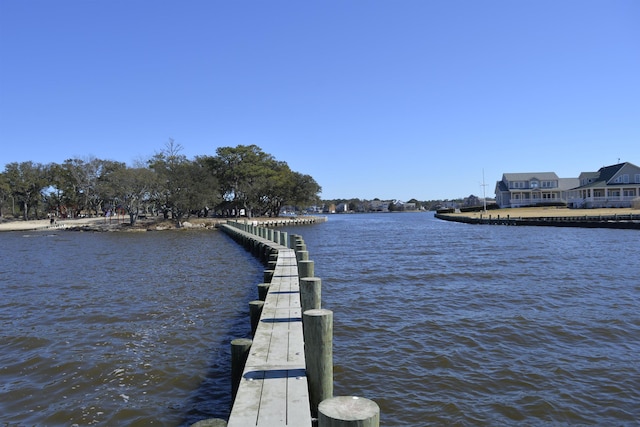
(129, 210, 138, 226)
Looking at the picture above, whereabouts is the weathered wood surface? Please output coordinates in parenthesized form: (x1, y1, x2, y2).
(223, 225, 312, 427)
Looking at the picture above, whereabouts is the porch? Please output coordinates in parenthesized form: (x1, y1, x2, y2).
(568, 187, 640, 208)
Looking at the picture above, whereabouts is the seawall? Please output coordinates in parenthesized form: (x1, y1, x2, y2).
(435, 213, 640, 229)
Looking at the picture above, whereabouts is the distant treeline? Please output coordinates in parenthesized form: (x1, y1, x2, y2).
(0, 142, 321, 224)
(319, 195, 496, 213)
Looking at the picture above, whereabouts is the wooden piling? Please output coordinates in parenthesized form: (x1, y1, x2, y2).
(298, 260, 314, 281)
(300, 277, 321, 313)
(289, 234, 301, 249)
(303, 308, 333, 414)
(257, 283, 270, 301)
(296, 250, 309, 262)
(279, 231, 288, 247)
(190, 419, 228, 427)
(263, 269, 274, 283)
(318, 396, 380, 427)
(231, 338, 252, 400)
(249, 300, 264, 336)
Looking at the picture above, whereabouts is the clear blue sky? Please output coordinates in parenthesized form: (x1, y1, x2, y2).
(1, 1, 639, 201)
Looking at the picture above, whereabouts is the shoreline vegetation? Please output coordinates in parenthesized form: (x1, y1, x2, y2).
(0, 215, 327, 233)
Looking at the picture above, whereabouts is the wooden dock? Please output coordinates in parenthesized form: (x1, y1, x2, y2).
(221, 224, 313, 427)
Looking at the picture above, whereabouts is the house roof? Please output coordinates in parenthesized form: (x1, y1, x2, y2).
(598, 163, 626, 182)
(503, 172, 559, 181)
(558, 178, 580, 190)
(495, 180, 509, 192)
(578, 171, 599, 180)
(573, 162, 639, 189)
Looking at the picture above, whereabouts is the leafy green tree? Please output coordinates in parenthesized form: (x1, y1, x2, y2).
(103, 167, 157, 225)
(204, 145, 321, 217)
(0, 172, 10, 217)
(3, 161, 49, 220)
(56, 157, 126, 217)
(149, 139, 219, 222)
(204, 144, 277, 218)
(289, 172, 321, 211)
(148, 139, 188, 219)
(186, 156, 221, 217)
(254, 160, 291, 217)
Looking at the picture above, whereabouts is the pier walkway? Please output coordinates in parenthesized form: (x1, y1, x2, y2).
(221, 224, 312, 427)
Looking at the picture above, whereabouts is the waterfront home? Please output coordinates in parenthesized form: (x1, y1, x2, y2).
(494, 172, 579, 208)
(567, 162, 640, 208)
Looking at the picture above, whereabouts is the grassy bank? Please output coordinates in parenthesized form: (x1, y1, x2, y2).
(446, 207, 639, 219)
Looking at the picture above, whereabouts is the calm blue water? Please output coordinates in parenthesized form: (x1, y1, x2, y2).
(2, 213, 639, 426)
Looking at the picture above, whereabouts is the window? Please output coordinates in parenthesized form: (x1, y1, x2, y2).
(623, 174, 629, 183)
(530, 180, 539, 189)
(635, 174, 640, 183)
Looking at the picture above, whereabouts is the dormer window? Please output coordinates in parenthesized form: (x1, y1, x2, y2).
(530, 180, 539, 189)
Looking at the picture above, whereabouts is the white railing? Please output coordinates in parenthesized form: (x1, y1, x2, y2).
(568, 195, 637, 203)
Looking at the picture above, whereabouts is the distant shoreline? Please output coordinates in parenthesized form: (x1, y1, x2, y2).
(435, 207, 640, 229)
(0, 215, 327, 233)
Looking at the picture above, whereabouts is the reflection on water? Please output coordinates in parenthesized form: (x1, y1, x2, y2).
(2, 214, 639, 426)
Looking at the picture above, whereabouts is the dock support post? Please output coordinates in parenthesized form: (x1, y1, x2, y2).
(303, 308, 333, 415)
(249, 300, 264, 336)
(296, 250, 309, 262)
(257, 283, 270, 301)
(318, 396, 380, 427)
(231, 338, 252, 400)
(263, 269, 274, 283)
(298, 260, 314, 281)
(300, 277, 321, 313)
(190, 419, 228, 427)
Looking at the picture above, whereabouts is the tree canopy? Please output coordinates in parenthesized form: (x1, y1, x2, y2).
(0, 143, 322, 223)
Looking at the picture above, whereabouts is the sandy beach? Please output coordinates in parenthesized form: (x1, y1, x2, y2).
(0, 215, 323, 232)
(0, 216, 116, 232)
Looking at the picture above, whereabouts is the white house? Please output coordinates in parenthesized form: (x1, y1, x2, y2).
(567, 162, 640, 208)
(494, 172, 578, 208)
